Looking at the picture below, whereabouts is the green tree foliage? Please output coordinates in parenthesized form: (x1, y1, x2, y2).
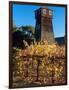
(13, 21, 35, 34)
(21, 25, 35, 34)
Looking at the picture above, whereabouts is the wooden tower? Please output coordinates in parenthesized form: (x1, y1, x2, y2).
(35, 7, 55, 44)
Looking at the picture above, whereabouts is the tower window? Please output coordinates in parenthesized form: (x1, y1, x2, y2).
(49, 10, 52, 15)
(42, 9, 47, 14)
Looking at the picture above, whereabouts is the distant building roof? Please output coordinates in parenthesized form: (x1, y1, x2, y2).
(55, 37, 65, 45)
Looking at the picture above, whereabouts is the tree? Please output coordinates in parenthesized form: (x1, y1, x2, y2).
(21, 25, 35, 34)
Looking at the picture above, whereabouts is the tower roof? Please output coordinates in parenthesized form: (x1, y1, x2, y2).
(34, 7, 53, 12)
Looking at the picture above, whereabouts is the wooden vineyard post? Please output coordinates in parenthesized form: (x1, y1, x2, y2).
(35, 56, 42, 82)
(51, 56, 55, 84)
(36, 58, 40, 81)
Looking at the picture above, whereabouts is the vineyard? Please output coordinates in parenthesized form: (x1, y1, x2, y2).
(12, 41, 66, 88)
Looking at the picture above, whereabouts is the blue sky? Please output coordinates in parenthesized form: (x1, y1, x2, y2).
(13, 4, 65, 37)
